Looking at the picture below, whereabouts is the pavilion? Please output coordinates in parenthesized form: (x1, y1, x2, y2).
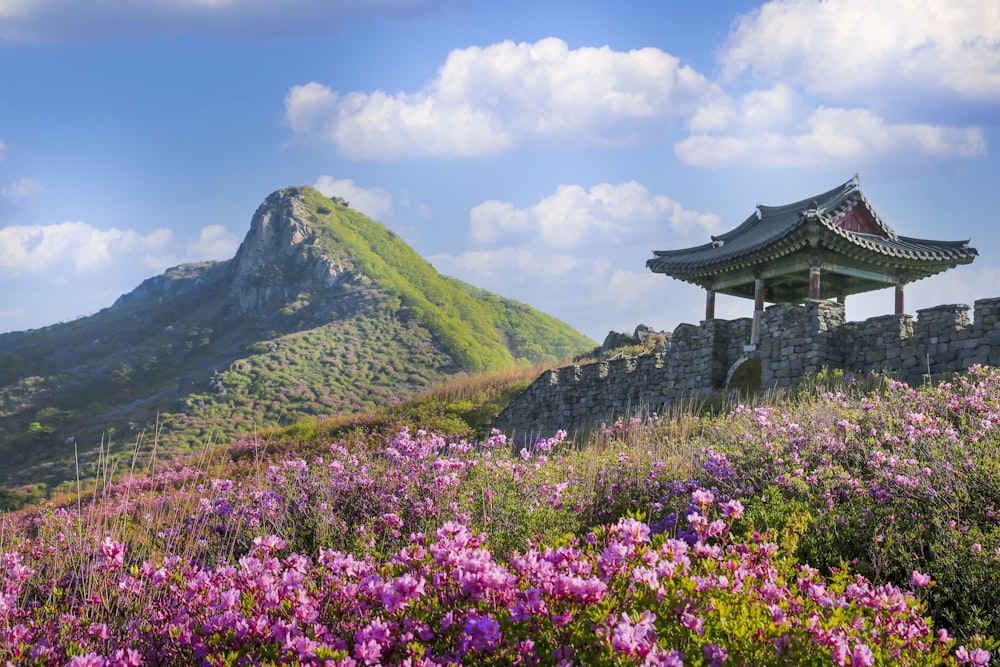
(646, 175, 978, 344)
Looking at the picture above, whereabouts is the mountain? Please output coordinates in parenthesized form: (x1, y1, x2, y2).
(0, 186, 595, 495)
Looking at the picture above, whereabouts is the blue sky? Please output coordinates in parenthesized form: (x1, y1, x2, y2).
(1, 0, 997, 343)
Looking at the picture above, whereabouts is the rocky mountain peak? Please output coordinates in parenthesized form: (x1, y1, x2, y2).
(227, 187, 354, 313)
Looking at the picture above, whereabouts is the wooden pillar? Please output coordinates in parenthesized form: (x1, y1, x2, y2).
(809, 266, 821, 299)
(895, 284, 905, 315)
(705, 289, 716, 320)
(751, 276, 764, 346)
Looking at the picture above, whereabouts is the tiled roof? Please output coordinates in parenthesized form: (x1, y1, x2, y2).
(647, 176, 977, 281)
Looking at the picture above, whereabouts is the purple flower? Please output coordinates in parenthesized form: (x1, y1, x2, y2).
(611, 610, 657, 657)
(110, 649, 144, 666)
(704, 643, 728, 666)
(647, 647, 685, 667)
(680, 611, 704, 635)
(463, 613, 501, 652)
(831, 639, 848, 664)
(910, 570, 932, 587)
(850, 643, 875, 667)
(957, 646, 992, 666)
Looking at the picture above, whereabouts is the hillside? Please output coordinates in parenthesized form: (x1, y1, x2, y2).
(0, 365, 996, 663)
(0, 186, 594, 495)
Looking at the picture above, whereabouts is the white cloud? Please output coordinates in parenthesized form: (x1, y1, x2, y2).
(141, 224, 240, 271)
(0, 221, 241, 275)
(687, 84, 800, 133)
(285, 38, 712, 158)
(431, 246, 711, 340)
(431, 247, 594, 286)
(0, 177, 44, 206)
(591, 270, 665, 309)
(430, 182, 723, 339)
(905, 264, 1000, 316)
(676, 105, 986, 168)
(0, 0, 457, 42)
(0, 222, 162, 272)
(470, 181, 720, 250)
(721, 0, 1000, 104)
(314, 176, 393, 220)
(0, 138, 5, 159)
(187, 224, 240, 259)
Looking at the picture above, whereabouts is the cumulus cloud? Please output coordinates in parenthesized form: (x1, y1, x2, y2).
(285, 38, 712, 158)
(314, 176, 393, 220)
(429, 182, 721, 339)
(141, 224, 240, 271)
(590, 270, 666, 308)
(0, 221, 240, 275)
(672, 1, 996, 170)
(677, 101, 986, 168)
(431, 247, 596, 286)
(0, 0, 459, 43)
(0, 222, 172, 272)
(187, 224, 240, 260)
(469, 181, 720, 250)
(721, 0, 1000, 104)
(907, 264, 1000, 315)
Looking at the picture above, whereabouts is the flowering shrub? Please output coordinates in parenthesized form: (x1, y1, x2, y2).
(2, 490, 989, 665)
(2, 366, 1000, 663)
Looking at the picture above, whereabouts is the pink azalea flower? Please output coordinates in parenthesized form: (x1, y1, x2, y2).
(910, 570, 932, 587)
(99, 537, 127, 570)
(680, 611, 704, 635)
(692, 489, 715, 506)
(850, 643, 875, 667)
(720, 499, 744, 519)
(957, 646, 992, 666)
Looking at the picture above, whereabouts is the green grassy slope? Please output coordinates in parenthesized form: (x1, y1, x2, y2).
(0, 186, 595, 496)
(299, 187, 592, 370)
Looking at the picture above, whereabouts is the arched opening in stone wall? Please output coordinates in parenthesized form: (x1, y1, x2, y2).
(726, 357, 761, 395)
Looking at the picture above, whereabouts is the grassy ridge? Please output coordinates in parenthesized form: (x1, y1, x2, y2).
(302, 187, 592, 370)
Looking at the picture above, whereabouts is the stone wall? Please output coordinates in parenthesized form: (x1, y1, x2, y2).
(493, 297, 1000, 438)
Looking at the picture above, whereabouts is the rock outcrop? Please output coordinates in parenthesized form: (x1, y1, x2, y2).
(227, 187, 353, 313)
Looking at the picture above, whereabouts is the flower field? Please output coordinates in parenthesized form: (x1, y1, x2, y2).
(3, 366, 1000, 664)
